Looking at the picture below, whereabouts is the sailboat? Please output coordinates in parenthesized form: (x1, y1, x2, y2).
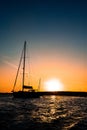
(12, 41, 40, 98)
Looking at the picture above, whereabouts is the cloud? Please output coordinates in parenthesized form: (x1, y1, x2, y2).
(0, 55, 18, 69)
(3, 60, 18, 69)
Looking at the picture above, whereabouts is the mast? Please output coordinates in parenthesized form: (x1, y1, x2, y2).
(38, 78, 41, 91)
(22, 41, 26, 91)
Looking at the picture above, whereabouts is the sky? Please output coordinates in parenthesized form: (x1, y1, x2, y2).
(0, 0, 87, 92)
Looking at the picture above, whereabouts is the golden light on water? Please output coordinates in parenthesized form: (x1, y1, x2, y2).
(44, 78, 64, 91)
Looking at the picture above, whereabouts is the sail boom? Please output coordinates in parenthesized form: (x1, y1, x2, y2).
(23, 85, 33, 89)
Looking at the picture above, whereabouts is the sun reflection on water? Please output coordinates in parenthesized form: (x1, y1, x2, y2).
(31, 96, 63, 123)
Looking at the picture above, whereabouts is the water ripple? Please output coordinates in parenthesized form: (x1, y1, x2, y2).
(0, 95, 87, 129)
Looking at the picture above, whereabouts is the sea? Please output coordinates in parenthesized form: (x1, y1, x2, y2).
(0, 94, 87, 130)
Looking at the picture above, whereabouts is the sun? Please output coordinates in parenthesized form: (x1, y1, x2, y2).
(44, 78, 64, 91)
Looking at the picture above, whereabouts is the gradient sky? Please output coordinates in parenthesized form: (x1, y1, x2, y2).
(0, 0, 87, 92)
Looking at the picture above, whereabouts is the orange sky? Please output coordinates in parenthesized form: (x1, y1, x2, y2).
(0, 55, 87, 93)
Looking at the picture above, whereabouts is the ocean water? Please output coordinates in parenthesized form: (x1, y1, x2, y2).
(0, 94, 87, 130)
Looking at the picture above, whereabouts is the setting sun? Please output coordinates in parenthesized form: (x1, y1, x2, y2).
(44, 78, 64, 91)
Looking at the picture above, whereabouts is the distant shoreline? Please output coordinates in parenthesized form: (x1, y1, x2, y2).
(0, 91, 87, 97)
(38, 91, 87, 97)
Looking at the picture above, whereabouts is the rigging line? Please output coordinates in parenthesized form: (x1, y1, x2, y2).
(12, 46, 24, 92)
(27, 43, 31, 85)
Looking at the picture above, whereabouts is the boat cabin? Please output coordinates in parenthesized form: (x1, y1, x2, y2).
(23, 85, 35, 92)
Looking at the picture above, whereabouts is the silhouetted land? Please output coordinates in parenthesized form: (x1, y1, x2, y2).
(38, 91, 87, 97)
(1, 91, 87, 97)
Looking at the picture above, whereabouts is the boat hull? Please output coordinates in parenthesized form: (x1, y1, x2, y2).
(13, 91, 40, 98)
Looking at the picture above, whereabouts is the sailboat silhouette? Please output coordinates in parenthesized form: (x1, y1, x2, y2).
(12, 41, 40, 98)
